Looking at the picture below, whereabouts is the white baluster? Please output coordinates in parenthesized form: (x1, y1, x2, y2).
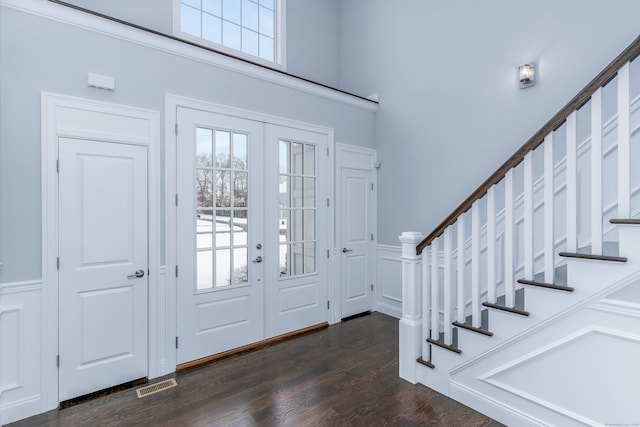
(456, 217, 465, 323)
(487, 185, 497, 303)
(524, 151, 534, 280)
(443, 227, 453, 344)
(505, 169, 515, 307)
(543, 134, 555, 284)
(431, 237, 440, 341)
(471, 200, 481, 327)
(618, 62, 631, 218)
(422, 248, 430, 348)
(591, 88, 603, 254)
(566, 112, 578, 253)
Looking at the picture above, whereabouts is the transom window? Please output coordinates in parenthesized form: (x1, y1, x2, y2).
(177, 0, 280, 64)
(278, 140, 316, 277)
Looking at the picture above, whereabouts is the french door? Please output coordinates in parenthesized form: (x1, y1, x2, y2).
(176, 108, 328, 364)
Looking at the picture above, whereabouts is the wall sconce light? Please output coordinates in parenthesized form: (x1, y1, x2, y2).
(519, 63, 535, 89)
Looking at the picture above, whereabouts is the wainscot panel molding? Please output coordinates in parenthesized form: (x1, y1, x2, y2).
(375, 245, 402, 318)
(0, 0, 377, 113)
(0, 280, 43, 425)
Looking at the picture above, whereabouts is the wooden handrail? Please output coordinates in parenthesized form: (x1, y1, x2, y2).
(416, 34, 640, 255)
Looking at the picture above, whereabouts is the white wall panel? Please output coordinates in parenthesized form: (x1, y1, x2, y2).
(375, 245, 402, 318)
(0, 281, 43, 426)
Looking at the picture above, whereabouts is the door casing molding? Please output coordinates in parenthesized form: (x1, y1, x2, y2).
(164, 94, 337, 372)
(334, 143, 377, 319)
(41, 93, 161, 411)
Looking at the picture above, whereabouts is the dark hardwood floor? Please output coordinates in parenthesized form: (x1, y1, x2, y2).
(11, 313, 503, 426)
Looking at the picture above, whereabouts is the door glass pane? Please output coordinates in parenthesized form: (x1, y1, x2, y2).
(233, 248, 248, 285)
(292, 243, 303, 275)
(197, 171, 214, 207)
(291, 209, 303, 241)
(292, 142, 303, 174)
(233, 172, 248, 207)
(278, 138, 317, 278)
(233, 133, 248, 168)
(215, 248, 231, 286)
(196, 127, 251, 290)
(233, 211, 248, 245)
(197, 251, 213, 290)
(292, 177, 303, 207)
(279, 243, 290, 277)
(303, 144, 315, 175)
(197, 128, 213, 166)
(304, 242, 315, 274)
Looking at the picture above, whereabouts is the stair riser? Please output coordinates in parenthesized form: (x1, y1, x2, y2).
(567, 259, 630, 292)
(618, 225, 640, 258)
(481, 310, 532, 339)
(524, 286, 577, 317)
(455, 329, 496, 356)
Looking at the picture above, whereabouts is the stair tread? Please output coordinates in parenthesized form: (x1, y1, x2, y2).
(452, 320, 493, 337)
(426, 337, 462, 354)
(416, 357, 435, 369)
(610, 218, 640, 225)
(533, 264, 568, 286)
(559, 251, 627, 263)
(517, 279, 574, 292)
(482, 301, 530, 316)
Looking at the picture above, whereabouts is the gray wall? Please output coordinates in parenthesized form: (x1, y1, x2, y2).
(61, 0, 342, 86)
(337, 0, 640, 245)
(0, 4, 375, 283)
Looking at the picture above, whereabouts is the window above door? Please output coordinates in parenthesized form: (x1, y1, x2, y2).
(174, 0, 286, 68)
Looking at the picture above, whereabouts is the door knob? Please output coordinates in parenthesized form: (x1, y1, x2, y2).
(127, 269, 145, 279)
(342, 248, 353, 253)
(252, 256, 263, 263)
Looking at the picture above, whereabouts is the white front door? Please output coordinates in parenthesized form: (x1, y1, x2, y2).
(340, 167, 374, 318)
(264, 124, 329, 338)
(176, 109, 264, 364)
(58, 138, 148, 401)
(176, 109, 330, 364)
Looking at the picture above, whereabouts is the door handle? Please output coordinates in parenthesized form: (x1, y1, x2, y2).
(342, 248, 353, 253)
(252, 256, 263, 263)
(127, 269, 145, 279)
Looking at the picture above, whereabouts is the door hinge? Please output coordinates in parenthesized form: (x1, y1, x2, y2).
(175, 336, 179, 349)
(326, 198, 330, 208)
(326, 249, 330, 259)
(56, 354, 60, 368)
(175, 123, 179, 135)
(327, 300, 330, 310)
(371, 183, 373, 190)
(326, 147, 329, 156)
(371, 233, 374, 241)
(56, 257, 60, 270)
(56, 159, 60, 173)
(371, 284, 374, 291)
(175, 265, 179, 277)
(175, 194, 179, 206)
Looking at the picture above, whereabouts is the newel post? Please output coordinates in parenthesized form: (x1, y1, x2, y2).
(398, 231, 424, 384)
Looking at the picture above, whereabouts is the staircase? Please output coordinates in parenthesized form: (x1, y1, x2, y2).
(399, 37, 640, 427)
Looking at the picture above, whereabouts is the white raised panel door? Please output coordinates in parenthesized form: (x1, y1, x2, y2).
(58, 138, 148, 401)
(264, 124, 329, 337)
(340, 168, 373, 317)
(176, 108, 264, 364)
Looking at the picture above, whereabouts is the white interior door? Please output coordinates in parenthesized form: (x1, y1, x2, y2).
(176, 109, 264, 364)
(58, 137, 148, 401)
(264, 124, 329, 337)
(340, 167, 374, 318)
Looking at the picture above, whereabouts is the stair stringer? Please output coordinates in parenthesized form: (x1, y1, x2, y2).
(444, 268, 640, 427)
